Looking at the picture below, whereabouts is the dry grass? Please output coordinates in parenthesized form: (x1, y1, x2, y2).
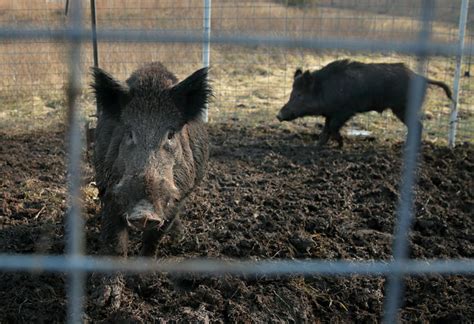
(210, 47, 473, 143)
(0, 0, 472, 143)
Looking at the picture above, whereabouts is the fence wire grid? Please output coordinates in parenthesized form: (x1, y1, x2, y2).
(0, 0, 473, 323)
(1, 0, 473, 142)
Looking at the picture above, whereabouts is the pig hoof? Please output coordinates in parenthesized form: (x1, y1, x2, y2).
(93, 274, 124, 310)
(130, 274, 156, 296)
(169, 219, 186, 244)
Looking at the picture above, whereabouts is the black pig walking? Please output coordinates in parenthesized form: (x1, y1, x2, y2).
(277, 59, 452, 147)
(91, 62, 211, 307)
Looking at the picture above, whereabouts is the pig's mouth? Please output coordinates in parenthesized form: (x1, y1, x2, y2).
(125, 199, 164, 231)
(277, 111, 296, 122)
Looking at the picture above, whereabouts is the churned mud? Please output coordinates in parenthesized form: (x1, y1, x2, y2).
(1, 123, 473, 323)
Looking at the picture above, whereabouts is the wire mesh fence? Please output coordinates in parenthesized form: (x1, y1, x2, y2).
(1, 0, 473, 142)
(0, 0, 473, 323)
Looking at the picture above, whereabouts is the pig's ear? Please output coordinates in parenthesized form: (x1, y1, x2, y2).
(294, 68, 303, 79)
(170, 67, 212, 122)
(91, 67, 129, 118)
(301, 70, 312, 86)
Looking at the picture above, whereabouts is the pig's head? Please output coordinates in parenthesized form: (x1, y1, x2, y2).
(277, 68, 316, 122)
(92, 63, 211, 230)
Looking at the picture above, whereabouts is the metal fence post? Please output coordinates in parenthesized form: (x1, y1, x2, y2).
(448, 0, 470, 148)
(383, 0, 434, 322)
(65, 0, 85, 322)
(0, 2, 474, 322)
(90, 0, 99, 69)
(202, 0, 211, 122)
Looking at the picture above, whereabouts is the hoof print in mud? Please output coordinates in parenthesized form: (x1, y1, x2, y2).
(92, 274, 125, 310)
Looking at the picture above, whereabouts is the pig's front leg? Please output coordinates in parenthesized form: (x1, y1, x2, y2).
(93, 201, 128, 310)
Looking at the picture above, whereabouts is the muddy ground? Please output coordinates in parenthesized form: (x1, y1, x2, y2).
(1, 122, 473, 323)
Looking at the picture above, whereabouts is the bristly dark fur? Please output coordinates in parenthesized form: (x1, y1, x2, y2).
(294, 68, 303, 78)
(308, 59, 453, 100)
(93, 63, 211, 266)
(126, 62, 179, 95)
(92, 63, 212, 124)
(308, 59, 407, 92)
(91, 67, 129, 118)
(278, 59, 453, 148)
(91, 62, 210, 306)
(169, 67, 212, 122)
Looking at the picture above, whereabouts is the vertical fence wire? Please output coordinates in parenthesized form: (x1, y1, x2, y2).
(90, 0, 99, 69)
(65, 1, 85, 323)
(383, 0, 434, 322)
(90, 0, 99, 120)
(448, 0, 470, 148)
(202, 0, 212, 122)
(0, 1, 473, 322)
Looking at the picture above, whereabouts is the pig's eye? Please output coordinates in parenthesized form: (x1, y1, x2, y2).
(126, 130, 137, 146)
(167, 130, 175, 141)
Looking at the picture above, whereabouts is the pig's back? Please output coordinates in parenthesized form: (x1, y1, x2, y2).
(319, 62, 410, 113)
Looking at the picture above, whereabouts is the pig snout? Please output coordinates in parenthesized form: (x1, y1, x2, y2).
(126, 199, 162, 230)
(114, 174, 180, 231)
(276, 112, 283, 122)
(277, 105, 294, 122)
(276, 107, 287, 122)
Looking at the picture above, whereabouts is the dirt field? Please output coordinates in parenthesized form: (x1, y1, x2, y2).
(0, 121, 473, 323)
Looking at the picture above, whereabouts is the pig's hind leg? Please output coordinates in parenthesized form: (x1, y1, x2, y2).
(392, 107, 423, 139)
(330, 113, 353, 147)
(316, 117, 331, 148)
